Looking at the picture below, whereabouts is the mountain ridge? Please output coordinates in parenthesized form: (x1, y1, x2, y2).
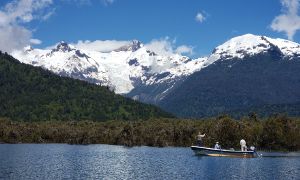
(159, 35, 300, 118)
(10, 33, 300, 118)
(12, 40, 208, 95)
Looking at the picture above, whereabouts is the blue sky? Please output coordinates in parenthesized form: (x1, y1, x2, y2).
(1, 0, 300, 57)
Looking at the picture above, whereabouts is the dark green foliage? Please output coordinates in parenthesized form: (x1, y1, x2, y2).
(260, 114, 300, 151)
(0, 115, 299, 151)
(0, 52, 173, 121)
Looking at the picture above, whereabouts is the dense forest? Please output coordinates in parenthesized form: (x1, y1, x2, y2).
(1, 114, 299, 151)
(0, 52, 173, 121)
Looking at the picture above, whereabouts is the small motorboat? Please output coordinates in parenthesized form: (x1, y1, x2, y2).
(191, 146, 258, 158)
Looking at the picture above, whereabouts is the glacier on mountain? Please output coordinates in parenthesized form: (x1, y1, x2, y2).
(12, 40, 209, 94)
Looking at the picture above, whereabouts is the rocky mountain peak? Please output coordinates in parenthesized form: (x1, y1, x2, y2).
(115, 40, 143, 52)
(53, 41, 73, 52)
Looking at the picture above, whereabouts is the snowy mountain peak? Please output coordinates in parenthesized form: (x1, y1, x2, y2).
(211, 34, 270, 60)
(53, 41, 74, 52)
(115, 40, 143, 52)
(209, 34, 300, 61)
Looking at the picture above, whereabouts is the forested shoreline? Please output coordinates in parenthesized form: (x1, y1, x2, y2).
(1, 114, 299, 151)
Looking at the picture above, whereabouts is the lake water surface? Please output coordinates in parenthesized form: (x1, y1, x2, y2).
(0, 144, 299, 180)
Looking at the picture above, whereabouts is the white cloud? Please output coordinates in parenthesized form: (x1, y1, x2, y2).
(271, 0, 300, 40)
(0, 25, 31, 52)
(72, 40, 131, 52)
(30, 38, 42, 45)
(0, 0, 53, 52)
(195, 12, 206, 23)
(145, 37, 194, 56)
(68, 38, 194, 56)
(145, 37, 174, 56)
(102, 0, 114, 6)
(73, 37, 194, 56)
(176, 45, 194, 55)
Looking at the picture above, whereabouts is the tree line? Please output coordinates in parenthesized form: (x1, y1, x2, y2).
(1, 114, 299, 151)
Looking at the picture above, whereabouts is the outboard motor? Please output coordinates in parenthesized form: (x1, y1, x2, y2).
(250, 146, 261, 157)
(250, 146, 255, 151)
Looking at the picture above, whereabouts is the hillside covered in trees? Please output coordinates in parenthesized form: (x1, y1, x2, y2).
(0, 52, 173, 121)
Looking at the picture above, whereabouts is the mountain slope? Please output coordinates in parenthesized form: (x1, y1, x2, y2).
(159, 34, 300, 118)
(0, 52, 173, 121)
(12, 41, 209, 102)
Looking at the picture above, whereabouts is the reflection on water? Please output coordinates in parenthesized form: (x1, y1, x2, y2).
(260, 151, 300, 157)
(0, 144, 299, 179)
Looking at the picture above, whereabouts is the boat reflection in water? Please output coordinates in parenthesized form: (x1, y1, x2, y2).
(191, 146, 258, 158)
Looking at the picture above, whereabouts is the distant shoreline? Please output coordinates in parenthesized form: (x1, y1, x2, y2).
(0, 116, 299, 151)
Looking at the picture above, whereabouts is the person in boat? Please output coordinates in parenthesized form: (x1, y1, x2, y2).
(240, 139, 247, 151)
(196, 132, 205, 146)
(214, 142, 221, 149)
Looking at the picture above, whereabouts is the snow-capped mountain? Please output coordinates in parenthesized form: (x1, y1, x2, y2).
(12, 40, 209, 98)
(208, 34, 300, 63)
(11, 33, 300, 110)
(159, 34, 300, 118)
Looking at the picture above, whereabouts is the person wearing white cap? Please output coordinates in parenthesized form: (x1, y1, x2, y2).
(214, 142, 221, 149)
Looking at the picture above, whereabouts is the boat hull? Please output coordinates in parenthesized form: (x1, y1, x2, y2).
(191, 146, 257, 158)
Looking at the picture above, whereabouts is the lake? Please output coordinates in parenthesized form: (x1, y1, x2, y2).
(0, 144, 299, 180)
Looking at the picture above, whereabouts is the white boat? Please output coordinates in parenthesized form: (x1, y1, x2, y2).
(191, 146, 258, 158)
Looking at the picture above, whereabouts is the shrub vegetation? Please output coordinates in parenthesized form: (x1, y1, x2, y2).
(1, 114, 299, 151)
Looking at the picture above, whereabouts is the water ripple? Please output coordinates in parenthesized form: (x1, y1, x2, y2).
(0, 144, 299, 180)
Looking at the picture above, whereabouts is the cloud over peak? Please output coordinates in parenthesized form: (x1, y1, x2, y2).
(72, 37, 194, 56)
(72, 40, 131, 52)
(271, 0, 300, 40)
(145, 37, 194, 56)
